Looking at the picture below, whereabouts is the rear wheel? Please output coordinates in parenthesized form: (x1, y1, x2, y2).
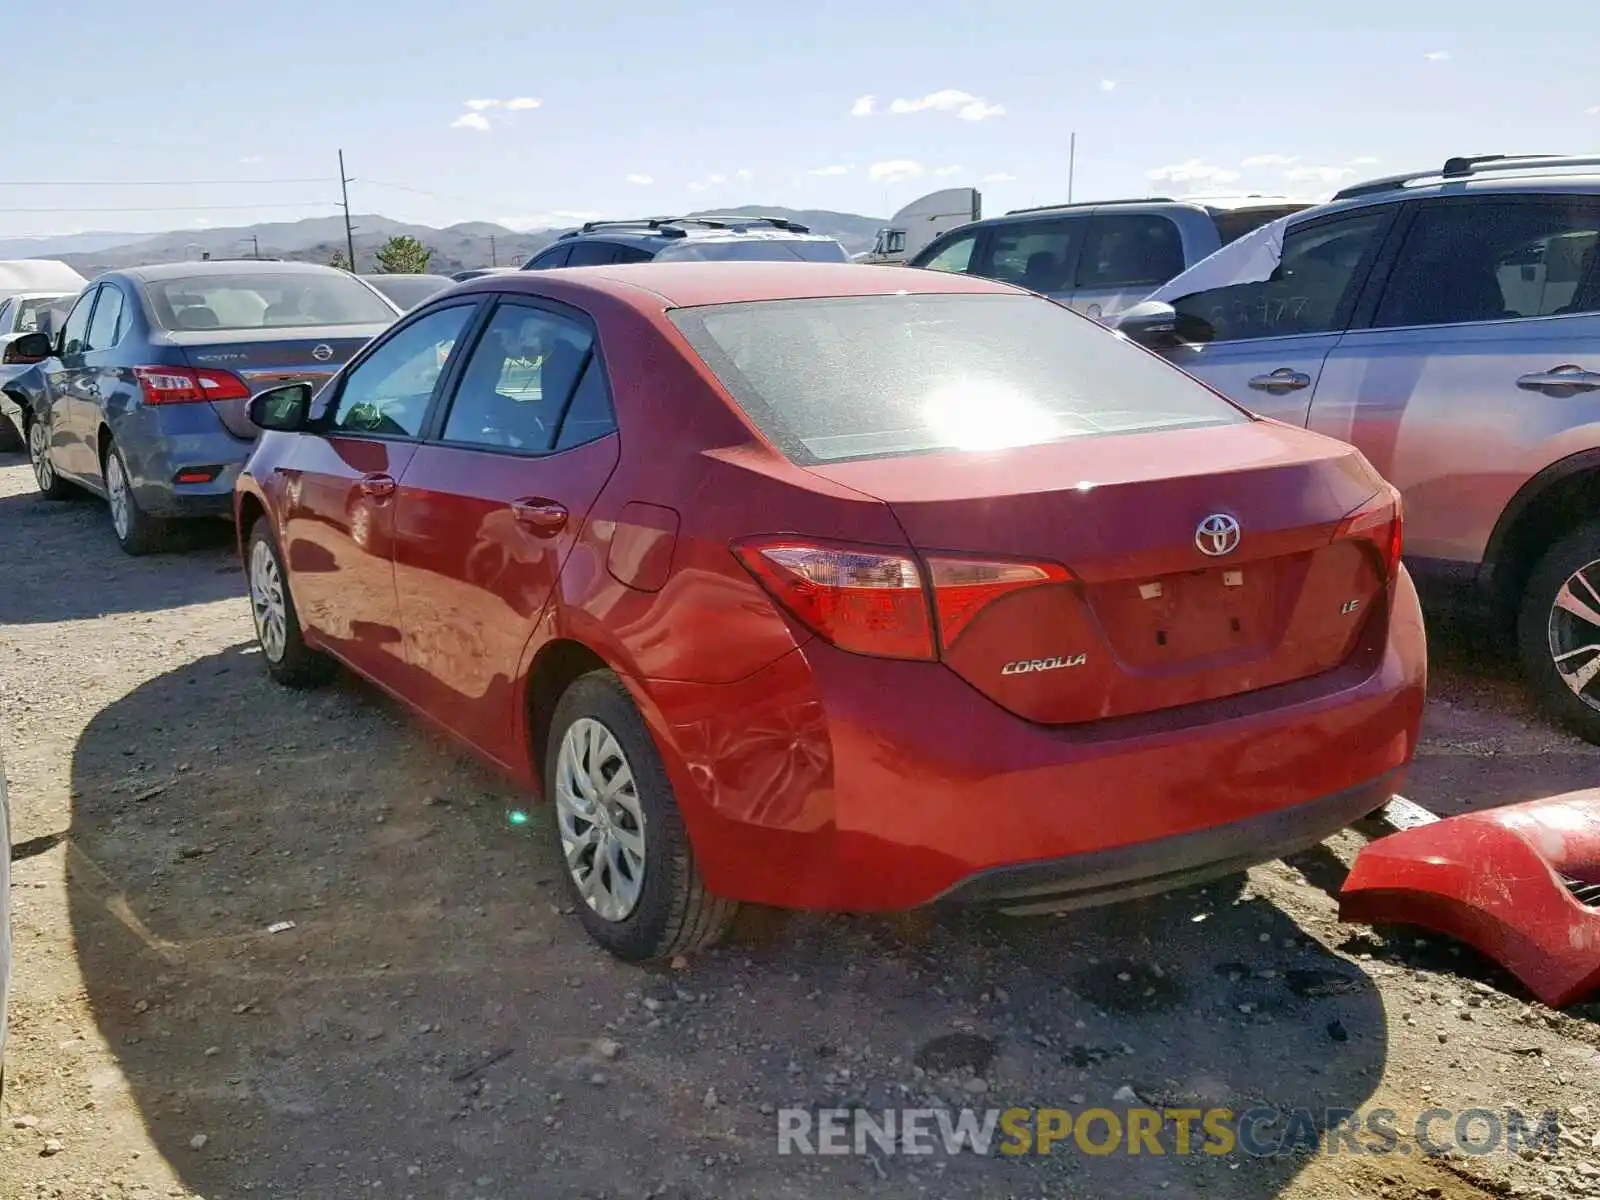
(1518, 520, 1600, 744)
(104, 440, 168, 555)
(248, 518, 336, 688)
(27, 417, 72, 500)
(546, 670, 736, 962)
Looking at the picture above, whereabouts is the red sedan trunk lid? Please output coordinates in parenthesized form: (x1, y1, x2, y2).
(808, 420, 1393, 724)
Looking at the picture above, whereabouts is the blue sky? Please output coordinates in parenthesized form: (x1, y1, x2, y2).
(2, 0, 1596, 238)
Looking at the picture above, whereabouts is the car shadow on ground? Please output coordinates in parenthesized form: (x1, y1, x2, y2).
(66, 644, 1396, 1199)
(0, 484, 241, 625)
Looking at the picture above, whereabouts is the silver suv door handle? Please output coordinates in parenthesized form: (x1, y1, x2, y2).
(1516, 365, 1600, 393)
(1247, 368, 1312, 394)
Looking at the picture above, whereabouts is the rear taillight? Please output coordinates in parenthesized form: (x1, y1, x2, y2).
(134, 366, 250, 405)
(732, 538, 1073, 660)
(1336, 491, 1403, 581)
(926, 556, 1074, 650)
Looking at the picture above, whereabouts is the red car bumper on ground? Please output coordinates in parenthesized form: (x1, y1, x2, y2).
(639, 568, 1428, 913)
(1341, 790, 1600, 1007)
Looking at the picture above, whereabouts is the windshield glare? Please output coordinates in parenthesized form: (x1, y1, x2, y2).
(669, 292, 1246, 465)
(144, 273, 398, 332)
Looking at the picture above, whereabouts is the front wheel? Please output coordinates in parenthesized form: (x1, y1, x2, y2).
(1518, 521, 1600, 743)
(546, 671, 736, 961)
(104, 440, 168, 555)
(248, 519, 336, 688)
(27, 417, 72, 500)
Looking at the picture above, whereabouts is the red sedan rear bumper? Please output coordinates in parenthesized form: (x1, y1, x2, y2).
(1341, 791, 1600, 1008)
(636, 570, 1427, 912)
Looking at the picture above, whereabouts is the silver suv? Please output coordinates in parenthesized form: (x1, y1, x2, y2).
(1117, 154, 1600, 741)
(908, 195, 1309, 321)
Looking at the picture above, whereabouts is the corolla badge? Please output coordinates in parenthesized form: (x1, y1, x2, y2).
(311, 343, 334, 362)
(1195, 513, 1242, 557)
(1002, 654, 1087, 676)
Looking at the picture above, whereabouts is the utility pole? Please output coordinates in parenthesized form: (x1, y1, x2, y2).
(338, 149, 357, 271)
(1068, 132, 1077, 204)
(489, 233, 497, 267)
(249, 234, 260, 259)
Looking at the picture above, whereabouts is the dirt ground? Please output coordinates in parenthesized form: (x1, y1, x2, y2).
(1, 448, 1598, 1200)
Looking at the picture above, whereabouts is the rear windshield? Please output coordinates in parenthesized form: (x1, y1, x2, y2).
(143, 272, 398, 332)
(1211, 205, 1309, 247)
(669, 292, 1248, 465)
(653, 238, 849, 264)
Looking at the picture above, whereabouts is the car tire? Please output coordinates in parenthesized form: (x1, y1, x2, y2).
(26, 416, 73, 501)
(0, 411, 21, 452)
(103, 440, 169, 556)
(545, 670, 736, 962)
(1518, 519, 1600, 744)
(247, 518, 336, 688)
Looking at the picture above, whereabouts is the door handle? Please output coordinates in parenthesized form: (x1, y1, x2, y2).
(512, 498, 568, 536)
(1516, 365, 1600, 393)
(1247, 368, 1312, 394)
(358, 473, 396, 498)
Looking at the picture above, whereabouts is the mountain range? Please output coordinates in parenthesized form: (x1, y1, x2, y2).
(0, 207, 887, 277)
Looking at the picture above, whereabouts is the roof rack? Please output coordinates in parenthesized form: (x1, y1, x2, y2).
(1004, 196, 1175, 215)
(560, 214, 812, 240)
(1332, 154, 1600, 200)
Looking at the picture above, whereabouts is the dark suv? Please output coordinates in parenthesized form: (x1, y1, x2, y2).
(523, 215, 849, 269)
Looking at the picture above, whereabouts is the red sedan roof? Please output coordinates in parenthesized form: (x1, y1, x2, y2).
(556, 261, 1019, 308)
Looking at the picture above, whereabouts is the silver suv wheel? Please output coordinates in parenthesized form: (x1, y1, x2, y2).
(1547, 557, 1600, 713)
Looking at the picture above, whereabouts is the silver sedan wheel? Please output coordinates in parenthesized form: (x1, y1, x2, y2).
(249, 539, 289, 663)
(105, 451, 132, 540)
(554, 717, 647, 922)
(1548, 556, 1600, 713)
(27, 421, 53, 492)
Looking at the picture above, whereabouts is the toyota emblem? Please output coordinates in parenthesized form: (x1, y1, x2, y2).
(311, 343, 334, 362)
(1195, 513, 1241, 557)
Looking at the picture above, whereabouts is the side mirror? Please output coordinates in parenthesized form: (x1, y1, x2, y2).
(249, 382, 313, 432)
(1115, 300, 1213, 348)
(3, 331, 53, 364)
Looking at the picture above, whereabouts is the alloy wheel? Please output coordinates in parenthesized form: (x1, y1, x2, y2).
(1547, 556, 1600, 714)
(249, 539, 289, 663)
(106, 452, 132, 540)
(554, 717, 648, 922)
(28, 422, 53, 493)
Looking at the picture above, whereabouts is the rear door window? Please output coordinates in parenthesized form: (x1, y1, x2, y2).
(1076, 213, 1185, 290)
(669, 292, 1246, 465)
(1371, 198, 1600, 327)
(973, 219, 1081, 292)
(527, 245, 572, 269)
(85, 285, 125, 351)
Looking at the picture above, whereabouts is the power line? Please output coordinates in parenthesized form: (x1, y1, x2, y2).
(0, 201, 340, 214)
(0, 178, 335, 187)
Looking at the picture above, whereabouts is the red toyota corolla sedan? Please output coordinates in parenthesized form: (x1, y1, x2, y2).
(234, 261, 1426, 961)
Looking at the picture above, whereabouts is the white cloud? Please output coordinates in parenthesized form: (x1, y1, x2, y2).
(452, 112, 492, 132)
(736, 168, 754, 181)
(850, 94, 876, 117)
(807, 164, 850, 176)
(980, 172, 1017, 183)
(496, 211, 603, 232)
(1147, 159, 1241, 186)
(1100, 79, 1117, 92)
(1284, 165, 1357, 185)
(239, 155, 265, 165)
(1588, 105, 1600, 115)
(504, 97, 542, 110)
(1350, 155, 1382, 165)
(1241, 153, 1300, 168)
(625, 173, 654, 185)
(687, 172, 730, 192)
(934, 165, 964, 177)
(465, 98, 501, 110)
(886, 89, 1005, 121)
(1424, 50, 1450, 61)
(868, 159, 926, 185)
